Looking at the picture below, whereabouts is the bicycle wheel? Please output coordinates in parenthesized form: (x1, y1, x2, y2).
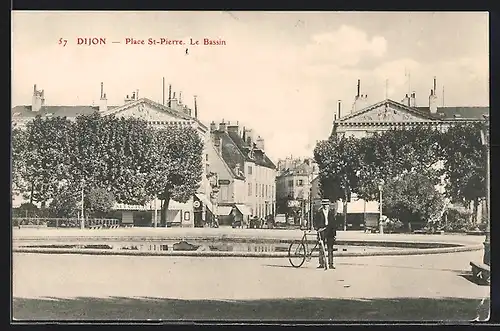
(288, 241, 306, 268)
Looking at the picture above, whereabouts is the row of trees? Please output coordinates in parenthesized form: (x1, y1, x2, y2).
(12, 113, 204, 225)
(314, 123, 486, 226)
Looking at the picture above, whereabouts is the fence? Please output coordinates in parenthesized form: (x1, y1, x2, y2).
(12, 217, 121, 229)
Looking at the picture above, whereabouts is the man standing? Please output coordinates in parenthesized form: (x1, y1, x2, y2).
(313, 199, 337, 269)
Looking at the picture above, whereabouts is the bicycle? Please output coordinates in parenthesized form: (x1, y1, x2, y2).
(288, 227, 328, 270)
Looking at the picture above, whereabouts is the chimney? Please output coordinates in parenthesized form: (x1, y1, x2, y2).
(210, 121, 217, 132)
(179, 91, 183, 104)
(213, 135, 222, 155)
(352, 80, 368, 113)
(194, 95, 198, 118)
(162, 78, 165, 105)
(429, 88, 438, 114)
(31, 84, 43, 112)
(132, 92, 136, 100)
(100, 82, 104, 99)
(219, 119, 227, 132)
(227, 121, 239, 134)
(170, 92, 180, 111)
(168, 84, 172, 107)
(136, 89, 139, 100)
(245, 128, 254, 145)
(256, 135, 265, 150)
(409, 92, 416, 107)
(99, 82, 108, 112)
(401, 94, 410, 106)
(337, 100, 342, 120)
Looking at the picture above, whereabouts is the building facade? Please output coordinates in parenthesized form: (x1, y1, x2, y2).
(12, 82, 214, 227)
(275, 157, 319, 223)
(326, 78, 489, 229)
(208, 120, 276, 225)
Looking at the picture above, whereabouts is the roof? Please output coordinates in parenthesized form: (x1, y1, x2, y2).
(337, 99, 489, 124)
(277, 161, 313, 178)
(416, 106, 489, 120)
(11, 98, 208, 130)
(211, 129, 275, 180)
(215, 131, 247, 180)
(226, 130, 276, 169)
(11, 105, 120, 119)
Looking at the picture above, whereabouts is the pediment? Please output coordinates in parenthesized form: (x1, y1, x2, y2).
(108, 99, 191, 123)
(341, 100, 435, 123)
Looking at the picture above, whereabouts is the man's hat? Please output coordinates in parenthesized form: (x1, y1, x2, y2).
(321, 199, 330, 205)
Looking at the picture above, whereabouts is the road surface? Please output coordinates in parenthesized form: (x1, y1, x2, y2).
(12, 250, 489, 321)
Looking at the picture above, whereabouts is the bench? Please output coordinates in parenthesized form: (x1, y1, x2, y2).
(470, 261, 490, 284)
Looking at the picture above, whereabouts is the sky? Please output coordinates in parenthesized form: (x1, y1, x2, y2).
(12, 11, 489, 162)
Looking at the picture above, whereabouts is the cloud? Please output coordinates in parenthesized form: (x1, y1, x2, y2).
(304, 25, 387, 67)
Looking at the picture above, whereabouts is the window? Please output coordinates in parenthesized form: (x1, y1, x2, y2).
(261, 184, 264, 197)
(247, 165, 253, 175)
(248, 183, 252, 196)
(220, 186, 229, 201)
(255, 183, 258, 197)
(206, 154, 209, 161)
(297, 179, 304, 186)
(265, 185, 268, 198)
(288, 180, 294, 187)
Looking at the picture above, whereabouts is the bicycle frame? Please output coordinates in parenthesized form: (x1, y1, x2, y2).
(298, 229, 328, 270)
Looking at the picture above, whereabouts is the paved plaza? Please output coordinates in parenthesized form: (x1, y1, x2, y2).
(13, 249, 489, 321)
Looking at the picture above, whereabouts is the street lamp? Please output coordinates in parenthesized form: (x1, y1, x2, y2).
(479, 114, 490, 265)
(378, 179, 385, 234)
(80, 178, 85, 230)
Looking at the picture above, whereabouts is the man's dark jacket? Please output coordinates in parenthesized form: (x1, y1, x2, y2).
(313, 207, 337, 237)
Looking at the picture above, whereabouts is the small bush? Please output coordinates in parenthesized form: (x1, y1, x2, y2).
(443, 209, 475, 232)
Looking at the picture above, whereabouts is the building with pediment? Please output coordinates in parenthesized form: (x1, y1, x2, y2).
(325, 78, 489, 230)
(332, 78, 488, 138)
(12, 82, 214, 227)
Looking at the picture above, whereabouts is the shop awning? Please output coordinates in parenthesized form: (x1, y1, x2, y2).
(235, 204, 252, 215)
(217, 206, 233, 216)
(195, 193, 214, 212)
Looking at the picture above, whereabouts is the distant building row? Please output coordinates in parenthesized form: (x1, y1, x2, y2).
(12, 82, 276, 227)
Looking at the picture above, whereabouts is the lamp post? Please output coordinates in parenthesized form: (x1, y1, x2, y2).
(80, 178, 85, 230)
(378, 179, 385, 234)
(479, 114, 490, 265)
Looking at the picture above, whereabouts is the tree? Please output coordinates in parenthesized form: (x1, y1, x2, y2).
(314, 136, 360, 202)
(440, 122, 486, 221)
(383, 172, 446, 227)
(14, 202, 39, 218)
(85, 188, 115, 218)
(147, 126, 204, 226)
(70, 113, 155, 205)
(48, 185, 80, 218)
(16, 116, 74, 207)
(12, 128, 29, 194)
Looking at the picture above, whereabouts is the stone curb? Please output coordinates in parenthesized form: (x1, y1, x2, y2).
(13, 244, 482, 258)
(12, 236, 463, 248)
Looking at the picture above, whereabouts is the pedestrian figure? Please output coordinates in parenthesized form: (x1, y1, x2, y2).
(313, 199, 338, 269)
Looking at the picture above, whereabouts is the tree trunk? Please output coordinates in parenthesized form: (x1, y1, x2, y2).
(29, 182, 34, 205)
(160, 191, 171, 227)
(474, 197, 480, 224)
